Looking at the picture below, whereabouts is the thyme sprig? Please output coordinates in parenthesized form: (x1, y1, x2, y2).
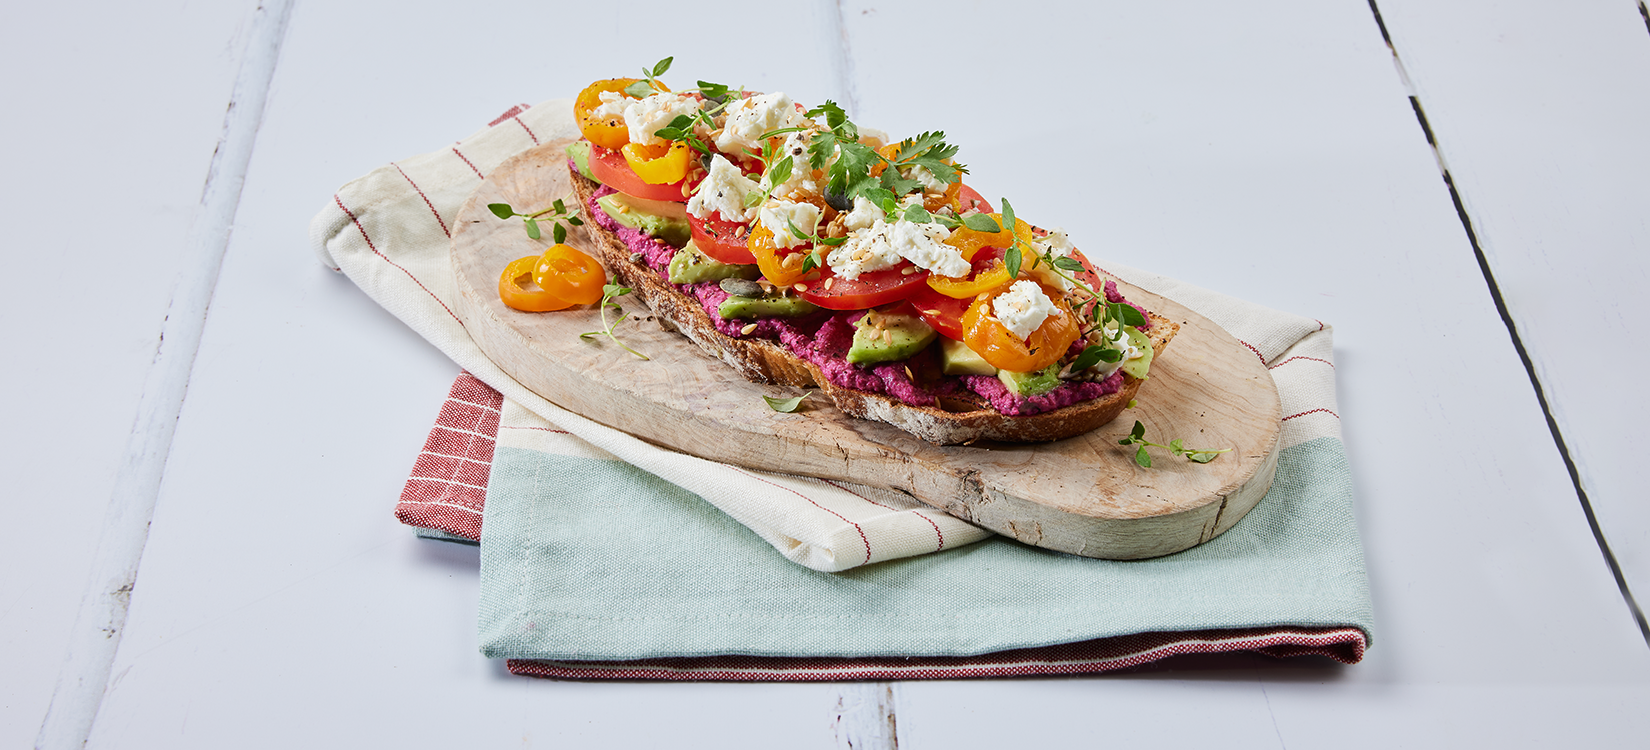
(1118, 421, 1230, 467)
(488, 199, 583, 243)
(579, 284, 648, 360)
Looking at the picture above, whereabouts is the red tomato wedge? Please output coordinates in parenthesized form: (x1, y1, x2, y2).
(688, 213, 758, 265)
(1069, 247, 1105, 291)
(589, 143, 690, 202)
(907, 247, 1007, 339)
(798, 263, 931, 311)
(955, 183, 991, 214)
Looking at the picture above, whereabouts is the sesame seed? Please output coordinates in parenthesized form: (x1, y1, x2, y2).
(824, 277, 835, 290)
(901, 267, 917, 275)
(904, 366, 914, 380)
(740, 323, 758, 335)
(794, 283, 809, 292)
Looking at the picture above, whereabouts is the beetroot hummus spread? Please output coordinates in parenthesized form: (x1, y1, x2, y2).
(587, 183, 1137, 417)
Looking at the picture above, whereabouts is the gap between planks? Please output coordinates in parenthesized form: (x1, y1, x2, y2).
(34, 1, 296, 748)
(1365, 0, 1650, 648)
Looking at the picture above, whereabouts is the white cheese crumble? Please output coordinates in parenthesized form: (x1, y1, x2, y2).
(622, 92, 700, 146)
(841, 196, 883, 232)
(716, 92, 812, 156)
(757, 199, 821, 250)
(827, 219, 965, 280)
(687, 155, 760, 223)
(907, 164, 948, 195)
(992, 280, 1060, 341)
(1026, 228, 1079, 292)
(766, 130, 817, 196)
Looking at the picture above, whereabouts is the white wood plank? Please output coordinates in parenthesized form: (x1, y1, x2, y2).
(838, 0, 1650, 745)
(1376, 0, 1650, 633)
(0, 2, 256, 747)
(84, 0, 859, 746)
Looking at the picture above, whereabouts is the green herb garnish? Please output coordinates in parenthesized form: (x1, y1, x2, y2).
(488, 199, 583, 244)
(1117, 421, 1230, 467)
(763, 393, 809, 413)
(579, 284, 648, 360)
(624, 56, 673, 98)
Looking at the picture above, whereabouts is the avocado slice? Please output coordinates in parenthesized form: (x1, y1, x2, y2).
(1121, 326, 1154, 379)
(939, 337, 997, 376)
(997, 363, 1063, 398)
(847, 308, 938, 366)
(565, 141, 597, 181)
(718, 294, 820, 320)
(596, 193, 692, 248)
(668, 241, 761, 285)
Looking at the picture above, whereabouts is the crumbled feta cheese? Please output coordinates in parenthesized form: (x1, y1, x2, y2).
(716, 92, 812, 155)
(765, 130, 817, 197)
(907, 164, 948, 195)
(619, 92, 700, 146)
(827, 219, 965, 280)
(757, 199, 821, 250)
(842, 196, 883, 232)
(992, 280, 1060, 341)
(1026, 228, 1080, 292)
(687, 155, 761, 223)
(591, 91, 627, 119)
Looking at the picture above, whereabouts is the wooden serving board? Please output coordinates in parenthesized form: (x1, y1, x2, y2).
(450, 140, 1282, 560)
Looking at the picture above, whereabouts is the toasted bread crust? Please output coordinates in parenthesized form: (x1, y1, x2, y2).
(571, 172, 1178, 444)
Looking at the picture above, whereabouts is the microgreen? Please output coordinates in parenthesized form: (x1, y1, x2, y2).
(579, 284, 649, 360)
(488, 199, 584, 244)
(1117, 421, 1230, 467)
(763, 393, 809, 413)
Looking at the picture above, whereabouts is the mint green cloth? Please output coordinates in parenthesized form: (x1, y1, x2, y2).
(478, 437, 1372, 661)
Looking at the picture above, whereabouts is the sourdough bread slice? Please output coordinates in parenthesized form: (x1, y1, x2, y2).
(570, 171, 1178, 444)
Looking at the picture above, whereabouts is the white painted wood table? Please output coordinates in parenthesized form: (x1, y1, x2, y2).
(5, 0, 1648, 747)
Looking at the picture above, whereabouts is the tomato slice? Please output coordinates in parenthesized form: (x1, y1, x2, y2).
(927, 245, 1011, 299)
(954, 183, 990, 214)
(798, 263, 931, 311)
(688, 213, 758, 265)
(499, 256, 574, 312)
(589, 143, 690, 202)
(962, 283, 1081, 372)
(907, 284, 975, 340)
(533, 244, 606, 305)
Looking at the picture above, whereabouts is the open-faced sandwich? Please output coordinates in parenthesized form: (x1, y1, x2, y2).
(552, 59, 1177, 445)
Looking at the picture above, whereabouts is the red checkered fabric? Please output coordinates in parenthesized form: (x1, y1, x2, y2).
(398, 373, 1369, 680)
(393, 372, 501, 541)
(506, 626, 1367, 681)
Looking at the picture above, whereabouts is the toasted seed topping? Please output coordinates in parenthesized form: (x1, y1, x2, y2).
(901, 266, 917, 275)
(903, 366, 914, 380)
(824, 277, 835, 290)
(793, 282, 809, 292)
(740, 323, 758, 335)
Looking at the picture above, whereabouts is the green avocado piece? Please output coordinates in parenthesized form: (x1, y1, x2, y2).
(997, 363, 1063, 398)
(597, 193, 692, 248)
(847, 308, 938, 366)
(1121, 326, 1154, 379)
(939, 337, 997, 376)
(668, 241, 761, 285)
(718, 294, 820, 320)
(565, 140, 597, 181)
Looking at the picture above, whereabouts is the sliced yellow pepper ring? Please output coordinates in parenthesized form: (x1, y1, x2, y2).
(620, 139, 691, 185)
(927, 257, 1013, 299)
(944, 213, 1034, 261)
(499, 256, 574, 312)
(748, 222, 808, 288)
(574, 78, 669, 150)
(533, 244, 607, 306)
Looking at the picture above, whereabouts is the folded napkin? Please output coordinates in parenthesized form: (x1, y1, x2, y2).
(315, 100, 1373, 678)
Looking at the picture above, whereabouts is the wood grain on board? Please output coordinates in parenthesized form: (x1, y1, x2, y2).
(449, 141, 1282, 559)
